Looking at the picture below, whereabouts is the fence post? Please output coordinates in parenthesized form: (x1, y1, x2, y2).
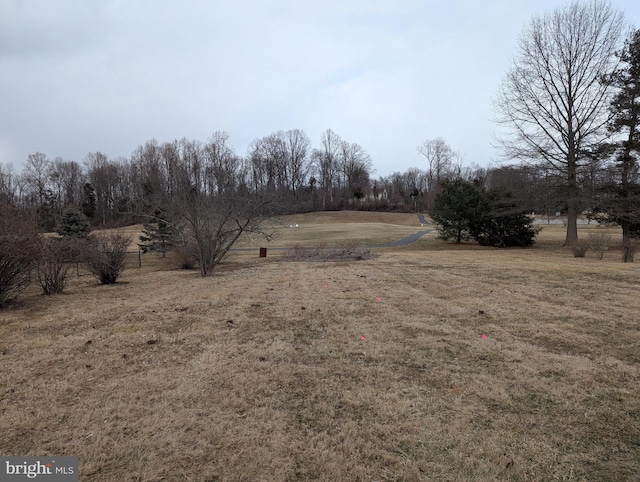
(138, 250, 141, 268)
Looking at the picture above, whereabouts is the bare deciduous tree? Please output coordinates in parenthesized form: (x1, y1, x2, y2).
(417, 137, 457, 210)
(84, 152, 121, 225)
(315, 129, 342, 209)
(23, 152, 51, 208)
(50, 158, 84, 209)
(204, 131, 240, 197)
(340, 140, 372, 200)
(247, 134, 282, 195)
(247, 129, 311, 208)
(417, 138, 454, 190)
(494, 0, 624, 246)
(178, 190, 271, 276)
(0, 163, 16, 203)
(170, 137, 273, 276)
(283, 129, 311, 200)
(130, 139, 165, 210)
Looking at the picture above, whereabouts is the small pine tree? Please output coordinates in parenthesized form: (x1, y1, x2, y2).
(431, 182, 539, 247)
(470, 188, 540, 247)
(56, 208, 90, 238)
(138, 209, 178, 257)
(430, 179, 482, 243)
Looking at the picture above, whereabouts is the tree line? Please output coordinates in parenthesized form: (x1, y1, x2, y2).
(0, 129, 377, 230)
(0, 132, 612, 228)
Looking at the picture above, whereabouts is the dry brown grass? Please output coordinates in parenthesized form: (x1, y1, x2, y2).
(1, 213, 639, 481)
(244, 212, 426, 249)
(281, 244, 377, 262)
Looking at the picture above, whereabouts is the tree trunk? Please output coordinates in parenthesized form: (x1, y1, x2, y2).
(565, 196, 579, 246)
(622, 221, 633, 262)
(564, 147, 579, 246)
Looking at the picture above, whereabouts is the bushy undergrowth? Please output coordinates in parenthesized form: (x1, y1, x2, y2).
(589, 232, 611, 259)
(572, 243, 589, 257)
(86, 231, 132, 284)
(282, 244, 376, 262)
(35, 237, 85, 295)
(167, 245, 197, 270)
(0, 203, 39, 306)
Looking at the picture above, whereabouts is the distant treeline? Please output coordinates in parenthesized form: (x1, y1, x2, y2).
(0, 128, 629, 230)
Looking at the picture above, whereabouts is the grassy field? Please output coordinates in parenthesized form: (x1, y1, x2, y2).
(1, 212, 639, 481)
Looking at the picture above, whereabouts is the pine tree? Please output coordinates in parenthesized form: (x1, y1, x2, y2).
(431, 180, 539, 247)
(600, 29, 640, 261)
(138, 209, 178, 257)
(56, 208, 90, 238)
(430, 179, 482, 243)
(470, 188, 539, 247)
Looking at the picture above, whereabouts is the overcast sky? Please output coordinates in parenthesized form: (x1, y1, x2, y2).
(1, 0, 639, 177)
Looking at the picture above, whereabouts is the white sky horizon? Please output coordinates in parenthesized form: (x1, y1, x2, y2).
(1, 0, 638, 178)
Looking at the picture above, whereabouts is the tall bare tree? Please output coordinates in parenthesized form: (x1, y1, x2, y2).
(247, 129, 311, 209)
(417, 138, 454, 191)
(247, 133, 283, 195)
(129, 139, 167, 212)
(204, 131, 239, 196)
(494, 0, 624, 245)
(315, 129, 342, 209)
(417, 137, 456, 210)
(340, 140, 372, 201)
(23, 152, 51, 208)
(283, 129, 311, 200)
(179, 138, 204, 194)
(84, 152, 123, 225)
(0, 163, 16, 203)
(160, 140, 182, 203)
(49, 158, 84, 209)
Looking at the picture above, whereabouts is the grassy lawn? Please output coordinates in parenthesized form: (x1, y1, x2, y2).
(1, 213, 638, 481)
